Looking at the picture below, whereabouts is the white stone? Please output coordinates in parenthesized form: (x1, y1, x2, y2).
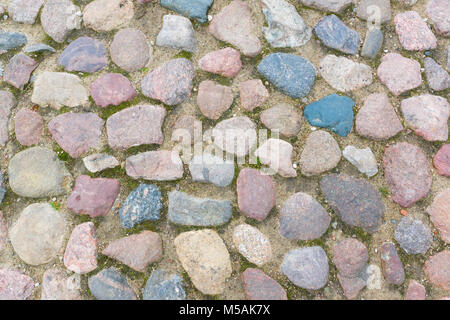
(254, 138, 297, 178)
(343, 146, 378, 177)
(83, 154, 119, 173)
(156, 15, 198, 52)
(232, 224, 272, 266)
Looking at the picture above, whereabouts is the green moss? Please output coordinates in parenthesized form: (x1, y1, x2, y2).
(174, 50, 193, 60)
(50, 201, 61, 211)
(379, 186, 390, 196)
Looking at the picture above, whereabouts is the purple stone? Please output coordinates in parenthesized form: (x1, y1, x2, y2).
(58, 37, 108, 73)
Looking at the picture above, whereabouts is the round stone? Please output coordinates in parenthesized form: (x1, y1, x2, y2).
(239, 79, 269, 111)
(90, 73, 137, 108)
(394, 217, 432, 255)
(197, 80, 233, 120)
(14, 108, 43, 146)
(232, 224, 272, 266)
(64, 222, 98, 274)
(260, 104, 302, 137)
(40, 0, 82, 43)
(427, 188, 450, 243)
(242, 268, 287, 300)
(110, 28, 151, 72)
(58, 37, 108, 73)
(254, 138, 297, 178)
(199, 47, 242, 78)
(333, 238, 368, 278)
(424, 250, 450, 290)
(156, 14, 197, 52)
(426, 0, 450, 36)
(83, 0, 134, 32)
(433, 144, 450, 177)
(212, 116, 257, 157)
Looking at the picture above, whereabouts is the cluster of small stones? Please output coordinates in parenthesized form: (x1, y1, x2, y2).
(0, 0, 448, 301)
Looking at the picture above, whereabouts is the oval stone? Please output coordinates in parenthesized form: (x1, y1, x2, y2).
(58, 37, 108, 73)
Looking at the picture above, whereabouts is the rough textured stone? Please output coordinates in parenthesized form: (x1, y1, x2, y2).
(110, 28, 151, 72)
(0, 269, 34, 300)
(355, 93, 403, 140)
(156, 15, 197, 52)
(83, 154, 119, 173)
(279, 192, 330, 241)
(58, 37, 108, 73)
(257, 53, 315, 98)
(260, 104, 302, 137)
(0, 211, 6, 251)
(433, 144, 450, 177)
(343, 146, 378, 177)
(168, 190, 232, 226)
(172, 115, 202, 145)
(242, 268, 287, 300)
(356, 0, 391, 24)
(424, 250, 450, 290)
(383, 143, 432, 208)
(380, 242, 405, 285)
(428, 189, 450, 244)
(377, 53, 422, 96)
(174, 229, 232, 295)
(8, 147, 72, 198)
(212, 116, 257, 157)
(314, 15, 360, 55)
(424, 58, 450, 91)
(0, 90, 15, 146)
(0, 32, 27, 54)
(141, 58, 194, 106)
(427, 0, 450, 36)
(4, 53, 37, 89)
(405, 280, 426, 300)
(14, 108, 43, 146)
(64, 222, 98, 274)
(102, 231, 162, 272)
(189, 153, 234, 187)
(119, 184, 162, 228)
(209, 0, 261, 57)
(299, 0, 352, 12)
(67, 175, 120, 218)
(337, 273, 366, 299)
(143, 269, 186, 300)
(90, 73, 137, 108)
(197, 81, 233, 120)
(281, 246, 329, 290)
(333, 239, 369, 278)
(41, 0, 81, 43)
(107, 105, 166, 150)
(160, 0, 213, 23)
(199, 48, 241, 78)
(126, 150, 184, 181)
(254, 138, 297, 178)
(239, 79, 269, 111)
(394, 11, 437, 51)
(318, 55, 372, 92)
(83, 0, 134, 32)
(41, 268, 81, 300)
(88, 268, 137, 300)
(320, 174, 385, 233)
(233, 224, 272, 266)
(8, 0, 44, 24)
(24, 43, 55, 54)
(9, 203, 66, 265)
(300, 130, 341, 176)
(394, 217, 432, 255)
(361, 28, 383, 59)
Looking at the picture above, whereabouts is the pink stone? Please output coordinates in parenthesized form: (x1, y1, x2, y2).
(199, 47, 242, 78)
(433, 144, 450, 177)
(197, 80, 234, 120)
(426, 0, 450, 37)
(172, 115, 202, 145)
(237, 168, 276, 221)
(90, 73, 137, 108)
(394, 11, 437, 51)
(102, 231, 163, 272)
(0, 269, 34, 300)
(427, 188, 450, 244)
(337, 273, 366, 299)
(67, 175, 120, 218)
(0, 211, 7, 251)
(14, 108, 43, 146)
(333, 238, 368, 278)
(380, 242, 405, 285)
(377, 53, 422, 96)
(4, 53, 37, 90)
(239, 79, 269, 111)
(48, 112, 104, 158)
(64, 222, 98, 274)
(125, 150, 184, 181)
(424, 250, 450, 291)
(405, 280, 426, 300)
(242, 268, 287, 300)
(41, 268, 81, 300)
(106, 104, 166, 150)
(110, 28, 151, 73)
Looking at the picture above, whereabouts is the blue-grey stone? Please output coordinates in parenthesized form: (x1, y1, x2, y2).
(143, 270, 186, 300)
(58, 37, 108, 73)
(304, 93, 355, 137)
(0, 32, 27, 54)
(24, 43, 56, 54)
(0, 173, 5, 204)
(361, 28, 383, 59)
(168, 190, 232, 226)
(313, 14, 360, 55)
(160, 0, 213, 23)
(257, 53, 316, 98)
(88, 268, 137, 300)
(189, 153, 234, 187)
(394, 217, 432, 255)
(119, 184, 162, 229)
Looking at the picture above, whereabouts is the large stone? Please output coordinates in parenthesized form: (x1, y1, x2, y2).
(0, 90, 16, 146)
(174, 229, 232, 295)
(143, 270, 186, 300)
(380, 242, 405, 285)
(156, 15, 197, 52)
(342, 146, 378, 177)
(3, 53, 37, 89)
(41, 268, 81, 300)
(260, 104, 302, 137)
(299, 0, 352, 12)
(405, 280, 426, 300)
(83, 0, 134, 32)
(88, 268, 137, 300)
(14, 108, 43, 147)
(0, 269, 34, 300)
(239, 79, 269, 111)
(424, 250, 450, 290)
(110, 28, 151, 72)
(233, 224, 272, 266)
(198, 47, 242, 78)
(394, 217, 432, 255)
(337, 273, 366, 299)
(90, 73, 137, 108)
(433, 144, 450, 177)
(333, 238, 368, 278)
(41, 0, 81, 43)
(197, 81, 233, 120)
(83, 154, 119, 173)
(427, 188, 450, 243)
(58, 37, 108, 73)
(189, 153, 235, 187)
(64, 222, 98, 274)
(0, 32, 27, 54)
(394, 11, 437, 51)
(254, 138, 297, 178)
(242, 268, 287, 300)
(9, 203, 67, 265)
(160, 0, 213, 23)
(8, 0, 44, 24)
(8, 147, 72, 198)
(125, 150, 184, 181)
(424, 58, 450, 91)
(426, 0, 450, 36)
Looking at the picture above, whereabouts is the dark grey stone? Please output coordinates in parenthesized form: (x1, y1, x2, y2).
(394, 217, 432, 255)
(361, 28, 383, 59)
(0, 32, 27, 54)
(88, 268, 137, 300)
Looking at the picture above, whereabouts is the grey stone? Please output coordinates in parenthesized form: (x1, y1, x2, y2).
(88, 268, 137, 300)
(255, 138, 297, 178)
(0, 32, 27, 54)
(356, 0, 391, 24)
(260, 104, 302, 137)
(41, 268, 81, 300)
(361, 28, 383, 59)
(299, 0, 352, 12)
(232, 224, 272, 266)
(342, 146, 378, 177)
(0, 90, 16, 146)
(394, 217, 432, 255)
(9, 0, 44, 24)
(143, 270, 186, 300)
(83, 154, 119, 173)
(24, 43, 56, 54)
(424, 57, 450, 91)
(189, 153, 234, 187)
(41, 0, 82, 43)
(156, 15, 197, 52)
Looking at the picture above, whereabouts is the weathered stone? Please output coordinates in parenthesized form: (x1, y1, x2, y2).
(424, 250, 450, 290)
(83, 0, 134, 32)
(233, 224, 272, 266)
(337, 273, 366, 299)
(189, 153, 234, 187)
(41, 0, 82, 43)
(0, 211, 6, 251)
(143, 269, 186, 300)
(433, 144, 450, 177)
(197, 81, 233, 120)
(343, 146, 378, 177)
(24, 43, 55, 54)
(427, 0, 450, 36)
(4, 53, 37, 89)
(160, 0, 213, 23)
(90, 73, 137, 108)
(41, 268, 81, 300)
(424, 58, 450, 91)
(14, 108, 43, 146)
(361, 28, 383, 59)
(8, 0, 44, 24)
(212, 116, 257, 157)
(156, 15, 197, 52)
(254, 138, 297, 178)
(394, 11, 437, 51)
(172, 115, 202, 145)
(64, 222, 98, 274)
(83, 154, 119, 173)
(199, 48, 242, 78)
(0, 90, 16, 146)
(333, 238, 368, 278)
(356, 0, 391, 24)
(58, 37, 108, 73)
(242, 268, 287, 300)
(126, 150, 184, 181)
(394, 217, 432, 255)
(110, 28, 151, 72)
(380, 242, 405, 285)
(405, 280, 426, 300)
(428, 188, 450, 244)
(239, 79, 269, 111)
(0, 32, 27, 54)
(260, 104, 301, 137)
(0, 269, 34, 300)
(299, 0, 352, 12)
(88, 268, 137, 300)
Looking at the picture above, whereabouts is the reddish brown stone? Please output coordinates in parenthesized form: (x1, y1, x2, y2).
(197, 80, 233, 120)
(333, 238, 368, 278)
(424, 250, 450, 290)
(239, 79, 269, 111)
(4, 53, 37, 89)
(405, 280, 426, 300)
(380, 242, 405, 285)
(433, 144, 450, 177)
(242, 268, 287, 300)
(427, 188, 450, 243)
(64, 222, 98, 274)
(14, 108, 43, 146)
(90, 73, 137, 108)
(199, 47, 242, 78)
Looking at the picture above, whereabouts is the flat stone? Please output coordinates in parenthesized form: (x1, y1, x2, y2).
(342, 146, 378, 177)
(156, 14, 197, 52)
(279, 192, 330, 240)
(304, 94, 354, 137)
(189, 153, 234, 187)
(394, 11, 437, 51)
(41, 0, 82, 43)
(233, 224, 272, 266)
(209, 0, 261, 57)
(67, 175, 120, 218)
(199, 47, 242, 78)
(0, 32, 27, 54)
(300, 130, 341, 176)
(242, 268, 287, 300)
(110, 28, 151, 72)
(83, 0, 134, 32)
(8, 147, 72, 198)
(433, 144, 450, 177)
(9, 203, 66, 265)
(174, 229, 232, 295)
(377, 53, 422, 96)
(31, 72, 89, 109)
(102, 231, 162, 272)
(41, 268, 81, 300)
(405, 280, 426, 300)
(261, 0, 311, 48)
(383, 142, 432, 207)
(172, 115, 202, 145)
(24, 43, 55, 54)
(0, 211, 6, 251)
(64, 222, 98, 274)
(356, 0, 391, 24)
(260, 104, 302, 137)
(58, 37, 108, 73)
(4, 53, 37, 89)
(318, 55, 372, 92)
(161, 0, 213, 23)
(255, 138, 297, 177)
(168, 190, 232, 226)
(14, 108, 43, 147)
(197, 81, 233, 120)
(281, 246, 329, 290)
(126, 150, 184, 181)
(0, 269, 34, 300)
(106, 105, 166, 150)
(320, 174, 385, 233)
(8, 0, 44, 24)
(239, 79, 269, 111)
(143, 270, 186, 300)
(83, 154, 119, 173)
(237, 168, 276, 221)
(427, 0, 450, 36)
(424, 250, 450, 290)
(361, 28, 383, 59)
(90, 73, 136, 108)
(394, 217, 432, 255)
(299, 0, 352, 12)
(401, 94, 449, 142)
(337, 273, 366, 299)
(257, 53, 315, 98)
(119, 184, 162, 228)
(88, 268, 137, 300)
(380, 242, 405, 285)
(355, 93, 403, 140)
(0, 91, 16, 146)
(141, 58, 194, 106)
(333, 238, 368, 278)
(424, 58, 450, 91)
